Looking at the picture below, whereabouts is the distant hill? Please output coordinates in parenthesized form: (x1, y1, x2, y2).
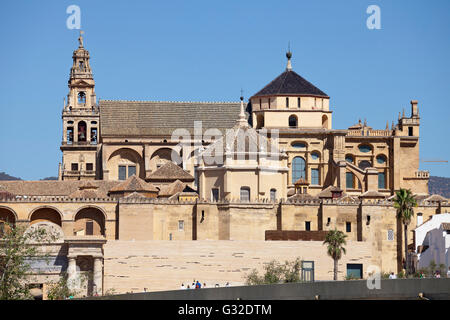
(0, 172, 21, 181)
(41, 177, 58, 181)
(429, 176, 450, 198)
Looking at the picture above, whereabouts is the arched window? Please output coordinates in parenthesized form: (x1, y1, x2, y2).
(256, 114, 264, 129)
(376, 155, 387, 165)
(345, 155, 353, 163)
(311, 152, 320, 160)
(289, 115, 298, 128)
(358, 160, 372, 170)
(78, 121, 87, 142)
(322, 115, 328, 128)
(240, 187, 250, 202)
(292, 157, 306, 184)
(358, 145, 372, 153)
(78, 91, 86, 104)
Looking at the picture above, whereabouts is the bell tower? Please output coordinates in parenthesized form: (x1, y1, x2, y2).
(59, 31, 100, 181)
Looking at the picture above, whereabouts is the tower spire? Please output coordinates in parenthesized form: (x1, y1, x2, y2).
(237, 91, 248, 127)
(286, 42, 292, 71)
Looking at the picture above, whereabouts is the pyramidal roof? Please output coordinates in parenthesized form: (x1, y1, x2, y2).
(252, 52, 328, 98)
(147, 161, 194, 181)
(109, 175, 158, 193)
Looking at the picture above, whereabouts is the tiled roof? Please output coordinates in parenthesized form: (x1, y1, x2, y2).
(252, 70, 328, 97)
(425, 194, 448, 202)
(147, 162, 194, 182)
(294, 178, 309, 185)
(317, 186, 343, 198)
(158, 180, 192, 197)
(287, 193, 316, 202)
(100, 100, 248, 136)
(0, 180, 120, 197)
(109, 175, 158, 193)
(358, 190, 386, 199)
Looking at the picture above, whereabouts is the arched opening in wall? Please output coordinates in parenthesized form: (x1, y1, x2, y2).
(107, 148, 145, 180)
(345, 154, 354, 163)
(358, 160, 372, 171)
(30, 208, 61, 227)
(288, 115, 298, 128)
(74, 207, 105, 236)
(0, 207, 16, 236)
(78, 121, 87, 142)
(78, 91, 86, 104)
(292, 156, 306, 184)
(256, 114, 264, 129)
(151, 148, 181, 169)
(322, 115, 328, 129)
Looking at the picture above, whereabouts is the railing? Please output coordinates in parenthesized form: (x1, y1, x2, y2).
(415, 170, 429, 178)
(62, 141, 97, 146)
(347, 129, 392, 137)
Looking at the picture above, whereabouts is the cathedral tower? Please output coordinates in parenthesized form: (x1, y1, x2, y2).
(59, 31, 100, 180)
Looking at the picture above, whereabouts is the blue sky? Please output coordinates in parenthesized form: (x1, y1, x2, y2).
(0, 0, 449, 180)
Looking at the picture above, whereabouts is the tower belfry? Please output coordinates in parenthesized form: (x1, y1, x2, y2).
(59, 31, 100, 181)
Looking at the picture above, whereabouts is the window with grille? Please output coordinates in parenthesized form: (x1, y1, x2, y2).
(178, 220, 184, 231)
(128, 165, 136, 177)
(311, 169, 319, 185)
(118, 166, 126, 180)
(346, 222, 351, 233)
(240, 187, 250, 202)
(270, 189, 276, 202)
(71, 163, 79, 171)
(86, 163, 93, 171)
(387, 229, 394, 241)
(292, 157, 306, 184)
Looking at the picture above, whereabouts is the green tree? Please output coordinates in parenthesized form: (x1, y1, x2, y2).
(393, 188, 417, 275)
(0, 222, 56, 300)
(323, 229, 347, 280)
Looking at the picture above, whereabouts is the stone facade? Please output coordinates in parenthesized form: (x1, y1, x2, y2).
(0, 33, 447, 298)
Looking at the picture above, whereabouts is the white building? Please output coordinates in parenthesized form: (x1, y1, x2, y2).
(414, 213, 450, 271)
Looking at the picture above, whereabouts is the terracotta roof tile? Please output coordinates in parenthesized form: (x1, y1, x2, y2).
(147, 162, 194, 181)
(109, 175, 158, 193)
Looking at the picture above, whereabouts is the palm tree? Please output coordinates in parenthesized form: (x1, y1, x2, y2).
(323, 229, 347, 280)
(393, 188, 417, 275)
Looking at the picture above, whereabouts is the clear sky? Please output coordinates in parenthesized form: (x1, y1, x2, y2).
(0, 0, 449, 180)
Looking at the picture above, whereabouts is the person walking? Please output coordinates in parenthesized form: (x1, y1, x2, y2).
(180, 283, 185, 290)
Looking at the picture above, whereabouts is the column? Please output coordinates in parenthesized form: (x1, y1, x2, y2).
(93, 257, 103, 295)
(67, 256, 77, 290)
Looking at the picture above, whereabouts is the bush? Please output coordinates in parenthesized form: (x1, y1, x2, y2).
(245, 258, 302, 285)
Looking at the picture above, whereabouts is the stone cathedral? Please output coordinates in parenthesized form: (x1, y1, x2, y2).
(0, 33, 447, 298)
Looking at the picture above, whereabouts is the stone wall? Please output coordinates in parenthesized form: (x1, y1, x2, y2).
(103, 240, 374, 294)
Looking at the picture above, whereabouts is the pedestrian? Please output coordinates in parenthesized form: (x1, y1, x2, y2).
(447, 267, 450, 278)
(203, 283, 206, 288)
(180, 283, 185, 290)
(435, 271, 441, 278)
(195, 280, 201, 289)
(225, 282, 229, 287)
(389, 272, 397, 279)
(215, 284, 219, 288)
(187, 285, 190, 289)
